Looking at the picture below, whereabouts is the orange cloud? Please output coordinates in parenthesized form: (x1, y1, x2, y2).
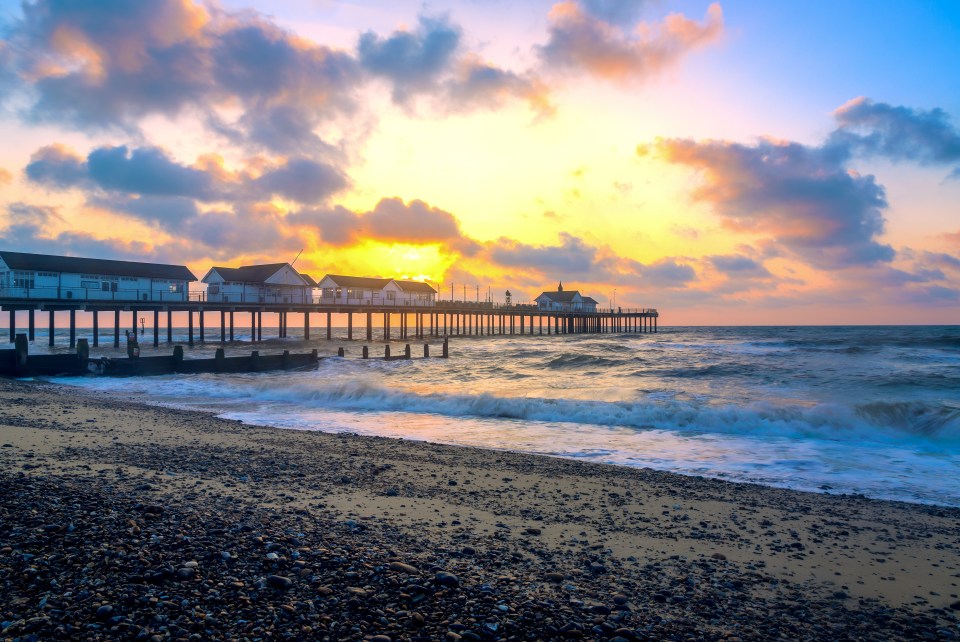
(540, 1, 723, 82)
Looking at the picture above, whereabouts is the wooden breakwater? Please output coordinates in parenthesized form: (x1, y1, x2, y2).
(0, 334, 89, 376)
(95, 346, 320, 376)
(1, 333, 450, 378)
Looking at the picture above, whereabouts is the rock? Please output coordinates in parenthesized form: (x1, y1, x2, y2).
(95, 605, 114, 619)
(389, 561, 419, 574)
(175, 567, 196, 580)
(590, 604, 612, 615)
(950, 601, 960, 610)
(370, 636, 392, 642)
(435, 571, 460, 588)
(546, 572, 564, 583)
(266, 575, 293, 590)
(612, 594, 629, 605)
(711, 552, 727, 561)
(525, 527, 542, 536)
(461, 546, 476, 556)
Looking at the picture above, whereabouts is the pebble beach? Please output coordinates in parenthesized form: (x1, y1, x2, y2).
(2, 376, 960, 641)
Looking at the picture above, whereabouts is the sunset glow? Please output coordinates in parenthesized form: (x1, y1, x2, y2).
(1, 0, 958, 323)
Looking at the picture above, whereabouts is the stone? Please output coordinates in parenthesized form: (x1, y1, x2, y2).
(267, 575, 293, 590)
(389, 561, 419, 574)
(435, 571, 460, 588)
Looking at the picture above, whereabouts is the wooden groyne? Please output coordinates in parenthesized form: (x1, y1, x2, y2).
(0, 334, 89, 377)
(0, 333, 450, 377)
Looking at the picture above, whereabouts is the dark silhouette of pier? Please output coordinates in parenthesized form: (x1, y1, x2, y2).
(1, 297, 658, 348)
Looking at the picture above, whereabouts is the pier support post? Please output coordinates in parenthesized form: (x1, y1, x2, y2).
(8, 309, 14, 343)
(304, 312, 309, 341)
(348, 312, 353, 340)
(385, 313, 391, 341)
(362, 345, 368, 359)
(442, 337, 449, 358)
(154, 310, 159, 348)
(49, 310, 55, 346)
(199, 310, 205, 342)
(92, 311, 99, 347)
(326, 312, 332, 340)
(69, 309, 76, 348)
(405, 343, 411, 359)
(384, 345, 391, 359)
(338, 347, 344, 357)
(114, 310, 121, 348)
(424, 343, 430, 358)
(230, 311, 235, 342)
(257, 311, 262, 342)
(251, 312, 256, 343)
(367, 312, 372, 341)
(167, 310, 173, 343)
(188, 310, 194, 346)
(28, 309, 34, 342)
(220, 311, 226, 342)
(131, 309, 137, 337)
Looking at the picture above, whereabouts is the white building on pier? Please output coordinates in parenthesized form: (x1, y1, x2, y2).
(318, 275, 437, 306)
(202, 263, 313, 304)
(0, 250, 196, 302)
(535, 281, 599, 312)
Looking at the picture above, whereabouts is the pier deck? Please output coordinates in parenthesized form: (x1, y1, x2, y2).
(0, 297, 658, 347)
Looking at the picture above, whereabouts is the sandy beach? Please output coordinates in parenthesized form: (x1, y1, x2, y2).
(2, 376, 959, 641)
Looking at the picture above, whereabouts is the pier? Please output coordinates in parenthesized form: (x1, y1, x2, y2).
(0, 297, 657, 347)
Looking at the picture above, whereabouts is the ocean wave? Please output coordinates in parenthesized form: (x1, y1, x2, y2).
(138, 375, 960, 445)
(542, 353, 627, 369)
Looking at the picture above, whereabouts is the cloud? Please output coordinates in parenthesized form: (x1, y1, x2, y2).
(939, 229, 960, 247)
(488, 232, 599, 273)
(24, 144, 88, 188)
(357, 14, 460, 103)
(293, 197, 465, 247)
(709, 254, 773, 278)
(830, 98, 960, 175)
(539, 1, 723, 82)
(25, 142, 346, 206)
(646, 136, 896, 269)
(578, 0, 649, 26)
(254, 158, 348, 204)
(639, 258, 697, 287)
(5, 0, 362, 155)
(0, 168, 12, 185)
(445, 56, 554, 118)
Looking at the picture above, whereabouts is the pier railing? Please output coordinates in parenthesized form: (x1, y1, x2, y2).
(0, 286, 189, 303)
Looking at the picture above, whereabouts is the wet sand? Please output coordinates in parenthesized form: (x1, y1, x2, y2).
(1, 376, 959, 640)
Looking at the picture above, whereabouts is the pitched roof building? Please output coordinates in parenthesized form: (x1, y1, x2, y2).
(202, 263, 313, 304)
(534, 281, 598, 312)
(0, 250, 196, 302)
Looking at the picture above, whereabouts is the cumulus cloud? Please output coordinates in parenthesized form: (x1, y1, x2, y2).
(709, 254, 772, 279)
(539, 1, 723, 82)
(639, 258, 697, 287)
(445, 56, 554, 118)
(579, 0, 649, 26)
(24, 143, 346, 206)
(645, 137, 895, 269)
(357, 15, 460, 103)
(488, 232, 598, 273)
(293, 197, 465, 247)
(5, 0, 362, 156)
(830, 98, 960, 175)
(0, 168, 12, 185)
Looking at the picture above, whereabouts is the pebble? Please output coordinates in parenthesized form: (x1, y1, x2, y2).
(266, 575, 293, 590)
(435, 571, 460, 588)
(388, 561, 419, 574)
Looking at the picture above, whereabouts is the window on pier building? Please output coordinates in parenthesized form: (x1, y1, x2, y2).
(169, 282, 183, 293)
(387, 290, 395, 300)
(13, 271, 35, 288)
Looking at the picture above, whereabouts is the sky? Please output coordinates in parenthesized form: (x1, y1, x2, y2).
(0, 0, 959, 324)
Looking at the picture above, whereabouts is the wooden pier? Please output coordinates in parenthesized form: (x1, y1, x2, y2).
(0, 298, 658, 348)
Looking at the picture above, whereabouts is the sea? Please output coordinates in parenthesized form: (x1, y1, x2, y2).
(40, 325, 960, 507)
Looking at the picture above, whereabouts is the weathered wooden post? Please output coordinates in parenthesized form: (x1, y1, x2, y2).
(28, 309, 34, 342)
(384, 344, 391, 359)
(442, 337, 449, 358)
(405, 343, 411, 359)
(282, 349, 289, 368)
(173, 345, 184, 372)
(337, 347, 344, 357)
(153, 310, 160, 347)
(424, 343, 430, 358)
(362, 345, 369, 359)
(215, 347, 225, 372)
(76, 338, 89, 371)
(69, 310, 76, 348)
(49, 310, 55, 347)
(126, 330, 140, 359)
(14, 333, 27, 370)
(250, 350, 260, 371)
